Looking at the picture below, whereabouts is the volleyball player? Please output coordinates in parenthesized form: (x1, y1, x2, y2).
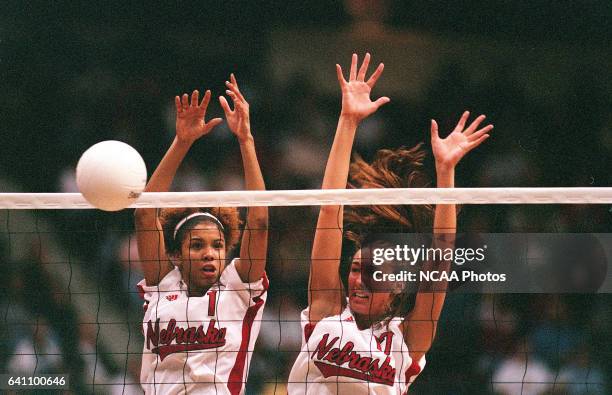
(288, 53, 493, 394)
(134, 75, 269, 394)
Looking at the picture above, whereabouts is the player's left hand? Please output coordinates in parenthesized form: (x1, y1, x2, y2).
(175, 90, 223, 145)
(337, 53, 390, 123)
(219, 74, 252, 143)
(431, 111, 493, 171)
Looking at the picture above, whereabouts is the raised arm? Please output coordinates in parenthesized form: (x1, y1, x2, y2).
(219, 74, 268, 283)
(135, 90, 222, 285)
(308, 53, 390, 323)
(401, 111, 493, 361)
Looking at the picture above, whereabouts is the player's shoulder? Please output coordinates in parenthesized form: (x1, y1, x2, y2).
(301, 303, 353, 330)
(220, 258, 269, 293)
(137, 267, 182, 297)
(219, 258, 240, 285)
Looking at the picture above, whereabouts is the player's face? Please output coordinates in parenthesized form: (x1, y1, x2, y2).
(179, 223, 227, 294)
(347, 249, 395, 318)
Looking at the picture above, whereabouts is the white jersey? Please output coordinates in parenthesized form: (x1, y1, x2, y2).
(288, 304, 425, 395)
(137, 259, 268, 395)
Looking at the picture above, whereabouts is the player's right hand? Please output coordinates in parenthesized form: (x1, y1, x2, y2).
(219, 74, 252, 144)
(337, 53, 390, 123)
(174, 90, 223, 144)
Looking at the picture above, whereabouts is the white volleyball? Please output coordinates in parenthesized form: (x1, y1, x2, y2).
(76, 140, 147, 211)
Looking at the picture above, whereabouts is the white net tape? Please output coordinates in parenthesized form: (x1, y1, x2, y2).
(0, 187, 611, 208)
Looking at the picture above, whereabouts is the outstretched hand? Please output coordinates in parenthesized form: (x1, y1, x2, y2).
(431, 111, 493, 171)
(174, 90, 223, 145)
(219, 74, 251, 143)
(337, 53, 390, 122)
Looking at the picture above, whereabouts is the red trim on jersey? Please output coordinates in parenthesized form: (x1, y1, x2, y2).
(260, 272, 270, 293)
(405, 358, 422, 382)
(137, 284, 145, 300)
(304, 322, 317, 342)
(226, 272, 269, 395)
(401, 359, 423, 395)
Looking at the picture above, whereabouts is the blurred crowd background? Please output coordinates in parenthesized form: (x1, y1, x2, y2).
(1, 1, 611, 394)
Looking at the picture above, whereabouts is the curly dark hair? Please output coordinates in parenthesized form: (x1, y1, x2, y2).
(343, 144, 434, 323)
(159, 207, 242, 256)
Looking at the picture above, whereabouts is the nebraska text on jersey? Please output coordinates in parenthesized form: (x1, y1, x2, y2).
(146, 318, 227, 361)
(288, 304, 426, 394)
(137, 259, 268, 395)
(312, 332, 396, 385)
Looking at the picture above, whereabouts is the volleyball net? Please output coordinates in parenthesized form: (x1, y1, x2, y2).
(0, 188, 610, 394)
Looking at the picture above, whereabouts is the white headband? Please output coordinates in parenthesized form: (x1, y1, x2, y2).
(173, 212, 225, 240)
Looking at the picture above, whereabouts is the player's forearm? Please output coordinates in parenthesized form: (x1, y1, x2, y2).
(314, 115, 359, 258)
(239, 134, 265, 191)
(425, 166, 455, 291)
(411, 167, 455, 329)
(433, 166, 456, 233)
(238, 134, 268, 227)
(425, 166, 455, 289)
(147, 137, 192, 193)
(316, 116, 359, 220)
(321, 115, 359, 190)
(135, 137, 191, 220)
(309, 115, 359, 306)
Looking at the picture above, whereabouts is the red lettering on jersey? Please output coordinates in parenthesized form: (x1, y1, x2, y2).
(375, 331, 393, 356)
(166, 294, 178, 301)
(311, 332, 396, 386)
(146, 318, 227, 361)
(312, 333, 338, 360)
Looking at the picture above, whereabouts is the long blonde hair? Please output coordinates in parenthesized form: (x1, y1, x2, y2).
(344, 144, 434, 322)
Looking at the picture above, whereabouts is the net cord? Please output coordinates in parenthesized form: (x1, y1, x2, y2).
(0, 187, 611, 209)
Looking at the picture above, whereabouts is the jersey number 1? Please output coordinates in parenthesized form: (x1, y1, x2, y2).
(207, 290, 217, 316)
